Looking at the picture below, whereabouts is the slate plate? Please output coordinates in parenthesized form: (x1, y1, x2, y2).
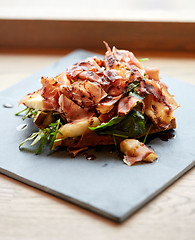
(0, 50, 195, 222)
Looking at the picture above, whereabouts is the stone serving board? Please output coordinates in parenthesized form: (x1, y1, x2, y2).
(0, 50, 194, 222)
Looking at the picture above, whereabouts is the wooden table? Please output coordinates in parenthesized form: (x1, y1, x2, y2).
(0, 50, 194, 240)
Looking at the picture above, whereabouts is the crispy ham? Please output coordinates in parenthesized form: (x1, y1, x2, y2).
(118, 96, 145, 116)
(104, 41, 143, 70)
(145, 67, 160, 81)
(18, 42, 179, 165)
(70, 129, 114, 150)
(120, 139, 157, 166)
(58, 94, 94, 122)
(96, 95, 123, 114)
(70, 80, 107, 108)
(138, 79, 180, 128)
(39, 77, 61, 111)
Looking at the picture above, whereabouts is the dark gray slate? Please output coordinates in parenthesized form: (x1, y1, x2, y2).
(0, 50, 194, 222)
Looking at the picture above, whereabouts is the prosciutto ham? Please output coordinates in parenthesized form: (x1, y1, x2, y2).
(117, 96, 145, 116)
(104, 41, 143, 70)
(145, 67, 160, 81)
(39, 77, 61, 111)
(120, 139, 157, 166)
(18, 42, 179, 166)
(138, 79, 179, 129)
(58, 94, 94, 122)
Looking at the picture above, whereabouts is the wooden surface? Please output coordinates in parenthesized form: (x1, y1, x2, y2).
(1, 0, 195, 52)
(1, 20, 195, 52)
(0, 50, 195, 240)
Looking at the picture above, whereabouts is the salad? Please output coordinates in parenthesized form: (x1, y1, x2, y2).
(16, 42, 179, 165)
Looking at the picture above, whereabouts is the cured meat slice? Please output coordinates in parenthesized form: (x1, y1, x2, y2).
(120, 139, 157, 166)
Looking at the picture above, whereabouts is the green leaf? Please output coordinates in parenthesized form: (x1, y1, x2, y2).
(20, 108, 38, 120)
(49, 119, 62, 150)
(15, 107, 28, 116)
(31, 130, 46, 146)
(19, 117, 63, 154)
(19, 132, 39, 149)
(90, 110, 146, 139)
(89, 115, 125, 131)
(35, 136, 48, 155)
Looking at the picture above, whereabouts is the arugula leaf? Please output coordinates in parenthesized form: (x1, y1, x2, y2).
(31, 130, 46, 146)
(19, 132, 40, 149)
(19, 118, 63, 154)
(15, 107, 28, 116)
(35, 135, 48, 155)
(49, 119, 63, 150)
(89, 115, 125, 131)
(90, 110, 146, 139)
(15, 107, 38, 120)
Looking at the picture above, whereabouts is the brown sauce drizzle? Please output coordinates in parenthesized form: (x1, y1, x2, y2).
(95, 145, 117, 153)
(82, 152, 96, 160)
(145, 129, 175, 143)
(86, 154, 96, 161)
(158, 131, 175, 141)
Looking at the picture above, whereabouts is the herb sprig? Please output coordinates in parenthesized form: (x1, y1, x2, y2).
(19, 118, 63, 154)
(15, 107, 38, 120)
